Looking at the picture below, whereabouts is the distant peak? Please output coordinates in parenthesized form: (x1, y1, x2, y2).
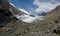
(56, 5, 60, 9)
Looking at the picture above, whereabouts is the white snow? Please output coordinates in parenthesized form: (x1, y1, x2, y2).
(18, 8, 31, 15)
(16, 14, 43, 23)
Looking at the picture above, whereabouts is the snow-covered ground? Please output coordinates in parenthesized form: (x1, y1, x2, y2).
(16, 14, 44, 23)
(22, 16, 44, 23)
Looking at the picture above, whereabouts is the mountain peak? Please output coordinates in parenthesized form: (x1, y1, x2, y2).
(57, 5, 60, 7)
(56, 5, 60, 8)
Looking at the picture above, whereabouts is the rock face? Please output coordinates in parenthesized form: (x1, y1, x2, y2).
(0, 0, 7, 8)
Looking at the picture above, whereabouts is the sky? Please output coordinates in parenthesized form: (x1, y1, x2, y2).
(8, 0, 60, 15)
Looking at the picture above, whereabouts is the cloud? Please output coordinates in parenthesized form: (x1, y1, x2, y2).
(33, 0, 60, 13)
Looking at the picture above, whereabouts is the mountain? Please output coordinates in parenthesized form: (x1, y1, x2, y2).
(0, 0, 60, 36)
(0, 5, 60, 36)
(38, 12, 47, 16)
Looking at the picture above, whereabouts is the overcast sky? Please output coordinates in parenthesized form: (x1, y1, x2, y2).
(8, 0, 60, 15)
